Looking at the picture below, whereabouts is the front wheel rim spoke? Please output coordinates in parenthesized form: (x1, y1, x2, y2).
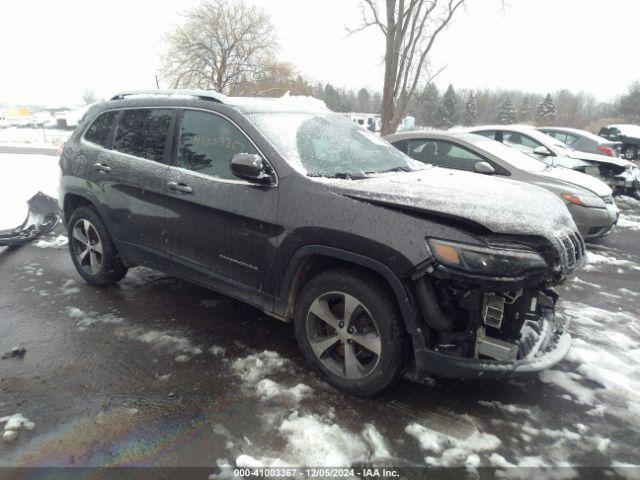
(309, 299, 340, 331)
(344, 342, 366, 379)
(78, 247, 89, 263)
(73, 226, 88, 245)
(89, 251, 100, 274)
(350, 332, 381, 356)
(342, 294, 360, 327)
(92, 240, 103, 254)
(310, 335, 339, 358)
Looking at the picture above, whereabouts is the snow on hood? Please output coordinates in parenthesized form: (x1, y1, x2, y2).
(536, 167, 612, 197)
(316, 167, 577, 240)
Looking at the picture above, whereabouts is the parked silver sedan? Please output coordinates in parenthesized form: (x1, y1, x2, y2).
(384, 131, 619, 240)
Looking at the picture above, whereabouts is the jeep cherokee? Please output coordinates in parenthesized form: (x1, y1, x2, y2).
(59, 90, 585, 396)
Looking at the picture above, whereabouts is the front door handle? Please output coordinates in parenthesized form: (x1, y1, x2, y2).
(94, 162, 111, 173)
(167, 181, 193, 194)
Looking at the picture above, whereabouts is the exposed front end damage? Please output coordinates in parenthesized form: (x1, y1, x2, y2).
(0, 192, 60, 247)
(407, 229, 585, 379)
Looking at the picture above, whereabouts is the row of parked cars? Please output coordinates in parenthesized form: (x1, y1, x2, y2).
(57, 90, 628, 396)
(386, 123, 640, 241)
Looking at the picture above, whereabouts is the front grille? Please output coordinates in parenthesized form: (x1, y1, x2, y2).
(553, 230, 586, 278)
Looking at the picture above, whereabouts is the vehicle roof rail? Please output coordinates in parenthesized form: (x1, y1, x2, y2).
(110, 89, 228, 103)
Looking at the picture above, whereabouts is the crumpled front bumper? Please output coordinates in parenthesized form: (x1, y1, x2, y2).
(409, 309, 571, 380)
(0, 192, 59, 247)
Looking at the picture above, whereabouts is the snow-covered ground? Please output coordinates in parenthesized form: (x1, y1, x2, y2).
(0, 153, 59, 230)
(0, 127, 71, 148)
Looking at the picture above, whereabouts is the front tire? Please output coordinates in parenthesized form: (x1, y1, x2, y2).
(623, 145, 637, 160)
(294, 269, 407, 396)
(67, 206, 128, 286)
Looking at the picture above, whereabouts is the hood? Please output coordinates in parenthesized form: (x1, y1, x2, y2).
(315, 167, 577, 241)
(565, 150, 628, 169)
(536, 167, 612, 197)
(549, 155, 590, 169)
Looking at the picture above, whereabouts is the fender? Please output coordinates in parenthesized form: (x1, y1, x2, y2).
(275, 244, 422, 335)
(61, 187, 103, 226)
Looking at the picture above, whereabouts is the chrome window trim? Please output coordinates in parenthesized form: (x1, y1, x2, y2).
(79, 105, 278, 188)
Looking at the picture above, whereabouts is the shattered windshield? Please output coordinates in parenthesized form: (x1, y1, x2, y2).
(248, 112, 425, 177)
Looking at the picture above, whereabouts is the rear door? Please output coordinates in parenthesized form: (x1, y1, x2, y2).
(163, 108, 280, 309)
(85, 108, 175, 267)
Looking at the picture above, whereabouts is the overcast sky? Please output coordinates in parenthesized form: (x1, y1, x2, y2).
(1, 0, 639, 107)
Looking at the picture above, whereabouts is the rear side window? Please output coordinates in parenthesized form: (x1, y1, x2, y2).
(178, 110, 258, 180)
(84, 111, 117, 147)
(113, 109, 173, 162)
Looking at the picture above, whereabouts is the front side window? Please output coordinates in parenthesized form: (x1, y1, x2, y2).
(178, 110, 258, 180)
(503, 131, 543, 153)
(84, 111, 117, 148)
(408, 139, 486, 171)
(113, 109, 172, 162)
(247, 112, 424, 177)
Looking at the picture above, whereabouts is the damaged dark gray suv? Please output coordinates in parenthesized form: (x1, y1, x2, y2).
(59, 90, 585, 396)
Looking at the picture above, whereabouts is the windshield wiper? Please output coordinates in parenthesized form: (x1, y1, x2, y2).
(307, 172, 368, 180)
(366, 166, 412, 174)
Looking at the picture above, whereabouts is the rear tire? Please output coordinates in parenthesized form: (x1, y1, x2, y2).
(294, 268, 407, 396)
(67, 206, 128, 286)
(623, 145, 637, 160)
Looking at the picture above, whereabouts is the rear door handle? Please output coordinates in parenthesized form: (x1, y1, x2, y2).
(167, 181, 193, 194)
(94, 162, 111, 173)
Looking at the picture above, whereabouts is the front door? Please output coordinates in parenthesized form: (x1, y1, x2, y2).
(163, 109, 280, 309)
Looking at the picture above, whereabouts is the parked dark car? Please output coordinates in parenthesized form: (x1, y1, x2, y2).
(59, 90, 584, 396)
(598, 124, 640, 160)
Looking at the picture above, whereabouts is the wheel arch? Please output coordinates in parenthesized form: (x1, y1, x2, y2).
(62, 191, 99, 225)
(275, 245, 421, 336)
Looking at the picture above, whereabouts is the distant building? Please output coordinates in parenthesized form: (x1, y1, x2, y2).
(346, 112, 381, 132)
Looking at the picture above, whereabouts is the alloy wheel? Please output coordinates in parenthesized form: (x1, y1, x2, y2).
(71, 219, 103, 275)
(306, 291, 382, 380)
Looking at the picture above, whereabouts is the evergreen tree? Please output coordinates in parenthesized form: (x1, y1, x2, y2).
(437, 84, 458, 128)
(518, 95, 532, 122)
(619, 81, 640, 120)
(413, 83, 440, 126)
(536, 94, 557, 125)
(497, 98, 517, 124)
(356, 88, 371, 112)
(463, 92, 478, 126)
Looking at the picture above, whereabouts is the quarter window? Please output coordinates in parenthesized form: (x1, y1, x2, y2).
(178, 110, 258, 180)
(84, 111, 117, 148)
(113, 109, 172, 162)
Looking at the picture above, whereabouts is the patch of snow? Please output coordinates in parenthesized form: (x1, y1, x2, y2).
(208, 345, 226, 356)
(231, 351, 289, 384)
(0, 154, 60, 230)
(478, 401, 538, 421)
(1, 413, 35, 443)
(125, 328, 203, 357)
(60, 279, 80, 295)
(255, 379, 312, 405)
(405, 422, 501, 467)
(586, 251, 634, 267)
(65, 306, 124, 330)
(34, 235, 68, 249)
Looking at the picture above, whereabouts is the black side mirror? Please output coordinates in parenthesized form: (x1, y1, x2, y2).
(230, 153, 273, 185)
(474, 161, 495, 174)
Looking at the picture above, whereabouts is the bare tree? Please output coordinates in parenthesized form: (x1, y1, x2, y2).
(81, 87, 98, 105)
(353, 0, 466, 135)
(161, 0, 278, 95)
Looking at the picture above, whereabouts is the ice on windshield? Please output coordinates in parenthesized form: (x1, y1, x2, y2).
(248, 112, 425, 177)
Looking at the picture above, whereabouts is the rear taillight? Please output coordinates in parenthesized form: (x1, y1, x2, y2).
(57, 143, 65, 157)
(597, 146, 614, 156)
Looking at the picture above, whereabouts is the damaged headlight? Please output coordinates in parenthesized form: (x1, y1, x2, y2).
(428, 239, 548, 277)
